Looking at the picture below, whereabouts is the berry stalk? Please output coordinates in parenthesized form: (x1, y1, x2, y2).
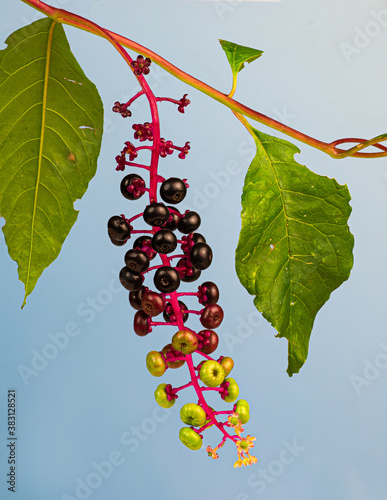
(107, 49, 256, 466)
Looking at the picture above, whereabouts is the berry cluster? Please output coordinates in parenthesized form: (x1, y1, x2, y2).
(109, 55, 256, 467)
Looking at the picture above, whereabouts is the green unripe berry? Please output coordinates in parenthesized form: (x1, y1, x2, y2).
(146, 351, 166, 377)
(180, 403, 206, 427)
(154, 383, 175, 409)
(235, 403, 250, 424)
(199, 360, 225, 387)
(236, 399, 250, 411)
(223, 377, 239, 403)
(179, 427, 203, 450)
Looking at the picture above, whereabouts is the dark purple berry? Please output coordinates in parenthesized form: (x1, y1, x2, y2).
(177, 211, 201, 234)
(108, 216, 131, 241)
(200, 304, 224, 329)
(162, 207, 181, 231)
(180, 233, 206, 254)
(108, 234, 127, 246)
(151, 230, 177, 254)
(198, 282, 219, 305)
(163, 301, 189, 323)
(129, 286, 149, 310)
(176, 258, 201, 283)
(160, 177, 187, 204)
(191, 233, 206, 244)
(143, 203, 170, 227)
(154, 266, 180, 293)
(133, 236, 157, 261)
(119, 266, 144, 291)
(120, 174, 146, 200)
(190, 243, 213, 270)
(124, 249, 149, 273)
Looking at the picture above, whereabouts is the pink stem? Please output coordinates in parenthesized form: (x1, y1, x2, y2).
(198, 421, 214, 433)
(196, 352, 214, 361)
(126, 90, 144, 107)
(156, 97, 181, 105)
(128, 213, 143, 223)
(145, 265, 164, 273)
(125, 162, 151, 170)
(174, 381, 194, 393)
(149, 321, 175, 327)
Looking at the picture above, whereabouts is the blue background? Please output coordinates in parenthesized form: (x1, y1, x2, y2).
(1, 0, 387, 499)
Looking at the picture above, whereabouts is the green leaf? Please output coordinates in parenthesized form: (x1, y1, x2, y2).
(219, 40, 263, 78)
(235, 129, 354, 376)
(0, 18, 103, 307)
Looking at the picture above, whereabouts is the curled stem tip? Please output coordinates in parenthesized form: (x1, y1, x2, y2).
(20, 0, 387, 160)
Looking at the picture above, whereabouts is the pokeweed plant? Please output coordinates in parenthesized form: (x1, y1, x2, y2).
(108, 52, 256, 465)
(0, 0, 386, 465)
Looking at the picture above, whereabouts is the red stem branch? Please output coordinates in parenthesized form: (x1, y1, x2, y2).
(19, 0, 387, 159)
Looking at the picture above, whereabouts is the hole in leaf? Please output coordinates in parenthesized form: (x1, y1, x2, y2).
(64, 77, 83, 86)
(79, 125, 99, 135)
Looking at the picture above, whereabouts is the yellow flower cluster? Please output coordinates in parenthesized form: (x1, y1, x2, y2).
(234, 435, 257, 468)
(228, 413, 257, 468)
(205, 413, 257, 467)
(206, 445, 219, 459)
(206, 439, 225, 460)
(228, 413, 244, 435)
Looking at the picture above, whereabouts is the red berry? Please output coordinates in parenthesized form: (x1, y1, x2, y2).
(197, 330, 219, 354)
(141, 291, 166, 317)
(161, 344, 186, 369)
(133, 310, 151, 336)
(200, 304, 224, 329)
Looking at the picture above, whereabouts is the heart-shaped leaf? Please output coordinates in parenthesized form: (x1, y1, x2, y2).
(219, 39, 263, 78)
(235, 128, 354, 375)
(0, 18, 104, 307)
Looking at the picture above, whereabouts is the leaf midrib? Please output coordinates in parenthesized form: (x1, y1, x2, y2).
(256, 136, 293, 330)
(23, 20, 57, 307)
